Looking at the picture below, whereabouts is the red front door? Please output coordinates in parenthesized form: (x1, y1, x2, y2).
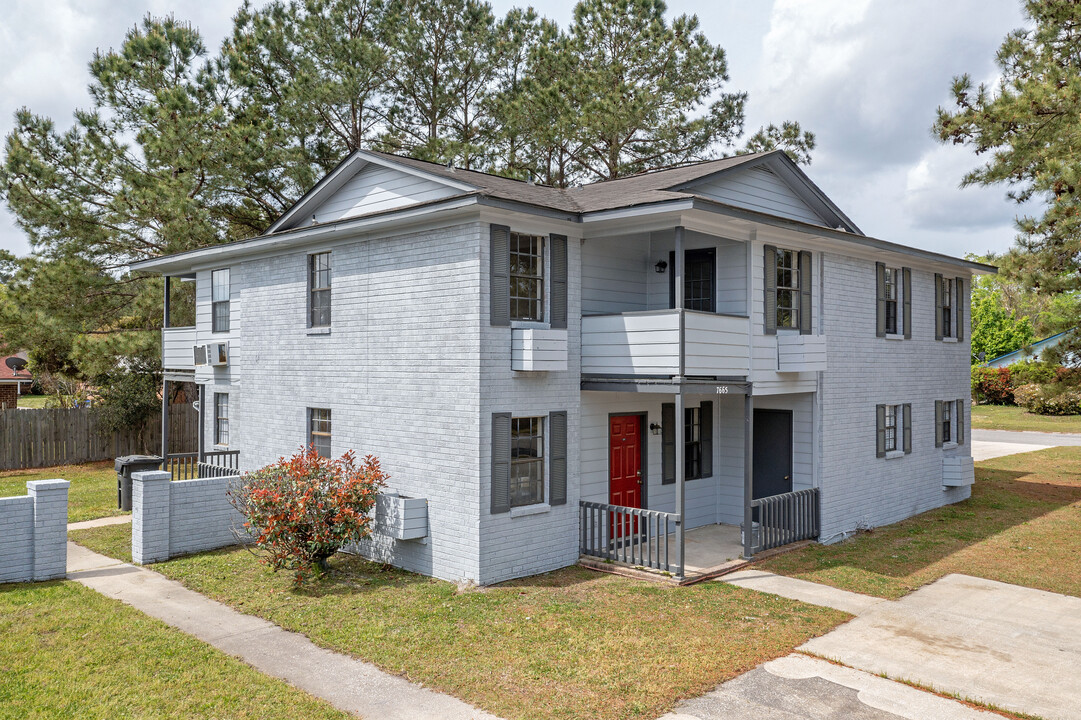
(609, 415, 643, 509)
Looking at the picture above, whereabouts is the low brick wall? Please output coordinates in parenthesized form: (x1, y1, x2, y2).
(131, 471, 248, 565)
(0, 479, 70, 583)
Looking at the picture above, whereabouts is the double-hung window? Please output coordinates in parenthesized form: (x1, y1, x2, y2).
(510, 417, 544, 507)
(876, 403, 911, 457)
(884, 268, 899, 335)
(309, 252, 331, 327)
(935, 274, 964, 341)
(214, 393, 229, 446)
(876, 264, 911, 338)
(211, 269, 230, 333)
(661, 401, 713, 482)
(509, 233, 544, 322)
(935, 399, 965, 447)
(776, 249, 800, 329)
(309, 408, 331, 457)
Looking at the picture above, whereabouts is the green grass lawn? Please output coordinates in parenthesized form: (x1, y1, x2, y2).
(69, 525, 846, 720)
(971, 404, 1081, 433)
(0, 462, 124, 523)
(0, 580, 349, 720)
(758, 446, 1081, 600)
(13, 394, 50, 409)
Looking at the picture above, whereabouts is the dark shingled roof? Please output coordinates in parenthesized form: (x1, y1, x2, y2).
(363, 149, 775, 215)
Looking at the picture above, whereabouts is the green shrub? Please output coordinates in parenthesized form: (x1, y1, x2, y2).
(1033, 389, 1081, 415)
(1008, 361, 1057, 386)
(1012, 383, 1044, 411)
(971, 367, 1013, 404)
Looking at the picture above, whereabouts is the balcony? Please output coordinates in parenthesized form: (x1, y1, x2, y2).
(581, 309, 749, 378)
(162, 326, 197, 372)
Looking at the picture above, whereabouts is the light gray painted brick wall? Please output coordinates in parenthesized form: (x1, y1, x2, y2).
(0, 494, 34, 583)
(132, 471, 172, 564)
(0, 480, 70, 583)
(818, 252, 972, 542)
(169, 476, 247, 557)
(206, 221, 484, 582)
(29, 480, 69, 580)
(477, 222, 582, 586)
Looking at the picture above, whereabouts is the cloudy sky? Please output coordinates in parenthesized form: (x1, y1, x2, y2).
(0, 0, 1027, 259)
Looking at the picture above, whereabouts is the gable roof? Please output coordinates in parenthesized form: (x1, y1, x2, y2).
(131, 147, 995, 275)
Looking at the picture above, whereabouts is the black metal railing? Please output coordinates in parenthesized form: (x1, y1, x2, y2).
(751, 487, 819, 552)
(580, 500, 681, 575)
(164, 449, 240, 480)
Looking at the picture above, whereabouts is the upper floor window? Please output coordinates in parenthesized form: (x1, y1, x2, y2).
(935, 274, 964, 341)
(876, 264, 911, 339)
(668, 248, 716, 312)
(211, 269, 230, 333)
(510, 416, 544, 507)
(309, 407, 331, 457)
(510, 232, 544, 322)
(765, 246, 811, 335)
(776, 249, 800, 329)
(215, 393, 229, 446)
(309, 252, 331, 327)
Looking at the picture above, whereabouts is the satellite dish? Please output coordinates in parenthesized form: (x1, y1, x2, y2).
(5, 357, 27, 373)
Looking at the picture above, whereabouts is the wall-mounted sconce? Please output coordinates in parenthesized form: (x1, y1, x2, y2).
(649, 422, 663, 436)
(654, 260, 668, 274)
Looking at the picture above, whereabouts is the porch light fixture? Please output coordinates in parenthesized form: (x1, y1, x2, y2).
(649, 422, 663, 436)
(654, 260, 668, 274)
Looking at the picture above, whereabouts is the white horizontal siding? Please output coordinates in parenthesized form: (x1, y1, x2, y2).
(683, 311, 750, 376)
(162, 327, 197, 370)
(581, 235, 649, 314)
(300, 164, 458, 226)
(689, 167, 826, 226)
(511, 328, 568, 372)
(582, 313, 680, 376)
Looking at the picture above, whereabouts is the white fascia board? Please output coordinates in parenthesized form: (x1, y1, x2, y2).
(131, 195, 482, 275)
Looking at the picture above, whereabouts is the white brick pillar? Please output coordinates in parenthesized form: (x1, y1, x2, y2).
(27, 479, 70, 580)
(132, 470, 171, 564)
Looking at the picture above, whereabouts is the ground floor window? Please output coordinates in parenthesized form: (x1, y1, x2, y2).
(309, 408, 331, 457)
(935, 399, 964, 447)
(214, 393, 229, 446)
(876, 403, 912, 457)
(662, 401, 713, 483)
(510, 416, 544, 507)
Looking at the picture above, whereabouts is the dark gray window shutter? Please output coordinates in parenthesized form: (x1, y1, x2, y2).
(903, 404, 912, 454)
(902, 267, 912, 339)
(875, 262, 887, 338)
(550, 234, 568, 329)
(934, 273, 944, 341)
(661, 403, 675, 484)
(763, 245, 777, 335)
(798, 250, 812, 335)
(549, 410, 567, 505)
(491, 412, 511, 514)
(699, 401, 713, 477)
(956, 399, 964, 445)
(934, 401, 944, 448)
(490, 225, 510, 327)
(876, 404, 886, 458)
(955, 276, 965, 341)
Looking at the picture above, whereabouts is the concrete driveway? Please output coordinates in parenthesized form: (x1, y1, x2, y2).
(801, 574, 1081, 720)
(971, 428, 1081, 461)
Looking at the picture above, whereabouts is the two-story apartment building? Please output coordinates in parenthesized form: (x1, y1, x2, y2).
(133, 148, 988, 585)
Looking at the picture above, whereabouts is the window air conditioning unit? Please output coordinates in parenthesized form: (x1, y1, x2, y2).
(193, 342, 229, 367)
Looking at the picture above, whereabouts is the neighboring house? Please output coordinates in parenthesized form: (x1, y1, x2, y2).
(132, 148, 989, 585)
(0, 353, 33, 409)
(984, 328, 1078, 368)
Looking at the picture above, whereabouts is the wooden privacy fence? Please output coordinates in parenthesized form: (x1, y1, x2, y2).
(0, 405, 198, 471)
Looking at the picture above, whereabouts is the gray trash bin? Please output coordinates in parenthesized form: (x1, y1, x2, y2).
(115, 455, 163, 511)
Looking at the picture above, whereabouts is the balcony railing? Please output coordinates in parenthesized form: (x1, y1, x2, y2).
(580, 500, 681, 575)
(162, 326, 197, 371)
(581, 309, 749, 378)
(750, 487, 820, 553)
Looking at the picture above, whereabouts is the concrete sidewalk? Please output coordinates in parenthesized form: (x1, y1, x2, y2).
(68, 515, 131, 531)
(723, 570, 1081, 720)
(67, 542, 499, 720)
(972, 428, 1081, 461)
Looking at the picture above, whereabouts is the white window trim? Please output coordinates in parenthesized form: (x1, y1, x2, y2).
(510, 503, 551, 518)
